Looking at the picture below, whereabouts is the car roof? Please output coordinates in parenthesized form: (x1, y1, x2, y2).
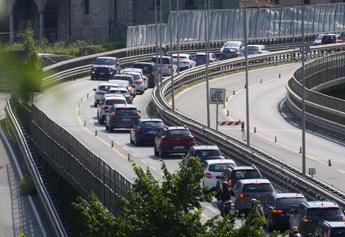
(192, 145, 219, 150)
(96, 56, 116, 59)
(231, 166, 256, 171)
(108, 87, 127, 91)
(303, 201, 339, 209)
(113, 74, 133, 78)
(133, 62, 154, 65)
(98, 82, 115, 87)
(248, 44, 264, 47)
(165, 126, 188, 130)
(205, 159, 235, 165)
(152, 55, 170, 59)
(105, 95, 126, 100)
(196, 52, 207, 55)
(139, 118, 163, 122)
(238, 179, 270, 184)
(122, 68, 142, 72)
(172, 53, 190, 57)
(321, 221, 345, 228)
(113, 104, 137, 109)
(224, 40, 243, 44)
(274, 193, 305, 199)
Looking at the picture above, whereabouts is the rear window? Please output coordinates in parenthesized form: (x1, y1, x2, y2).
(98, 85, 111, 91)
(95, 58, 115, 65)
(127, 73, 140, 81)
(194, 149, 221, 158)
(276, 198, 306, 208)
(208, 163, 235, 172)
(166, 129, 191, 137)
(223, 48, 237, 54)
(248, 46, 259, 51)
(113, 76, 134, 84)
(242, 183, 274, 192)
(152, 57, 170, 64)
(133, 64, 152, 73)
(307, 208, 343, 218)
(195, 55, 206, 60)
(232, 170, 261, 179)
(105, 99, 126, 105)
(115, 108, 137, 115)
(141, 121, 164, 128)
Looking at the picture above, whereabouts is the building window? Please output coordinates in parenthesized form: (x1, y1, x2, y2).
(185, 0, 194, 8)
(84, 0, 89, 15)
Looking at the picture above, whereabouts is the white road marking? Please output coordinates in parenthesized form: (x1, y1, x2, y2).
(337, 169, 345, 174)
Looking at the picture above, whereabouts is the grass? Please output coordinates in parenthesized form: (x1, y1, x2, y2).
(19, 175, 36, 195)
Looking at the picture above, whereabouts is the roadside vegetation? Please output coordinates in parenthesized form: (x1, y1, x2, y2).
(73, 158, 283, 237)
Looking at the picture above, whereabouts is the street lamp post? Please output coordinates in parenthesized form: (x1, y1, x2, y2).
(301, 0, 306, 176)
(204, 0, 211, 128)
(159, 0, 163, 89)
(154, 0, 158, 88)
(244, 0, 250, 146)
(169, 0, 175, 111)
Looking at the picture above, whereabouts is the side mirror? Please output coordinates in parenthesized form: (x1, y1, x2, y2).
(93, 88, 96, 91)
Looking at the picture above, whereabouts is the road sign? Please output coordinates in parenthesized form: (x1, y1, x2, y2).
(210, 88, 226, 104)
(218, 120, 244, 126)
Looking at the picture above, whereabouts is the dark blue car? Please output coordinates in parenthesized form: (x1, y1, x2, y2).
(130, 118, 164, 145)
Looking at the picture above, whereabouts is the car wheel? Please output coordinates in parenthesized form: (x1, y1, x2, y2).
(94, 102, 97, 107)
(130, 134, 134, 144)
(159, 150, 167, 158)
(154, 145, 159, 156)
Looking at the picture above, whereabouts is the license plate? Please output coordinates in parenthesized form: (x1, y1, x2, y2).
(173, 146, 184, 149)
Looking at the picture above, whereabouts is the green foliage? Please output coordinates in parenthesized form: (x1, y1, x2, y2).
(18, 230, 25, 237)
(19, 175, 36, 195)
(73, 158, 277, 237)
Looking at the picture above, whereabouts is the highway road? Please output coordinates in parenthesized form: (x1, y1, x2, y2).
(174, 63, 345, 192)
(34, 78, 220, 220)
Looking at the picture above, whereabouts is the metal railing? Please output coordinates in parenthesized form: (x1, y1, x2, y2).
(151, 45, 345, 208)
(5, 100, 68, 237)
(286, 51, 345, 134)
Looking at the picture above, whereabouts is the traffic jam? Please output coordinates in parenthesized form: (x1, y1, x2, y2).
(89, 41, 345, 237)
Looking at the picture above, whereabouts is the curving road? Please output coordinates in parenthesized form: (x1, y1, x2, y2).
(174, 63, 345, 192)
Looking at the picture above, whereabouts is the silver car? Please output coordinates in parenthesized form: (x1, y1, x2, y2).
(151, 55, 177, 76)
(97, 95, 127, 124)
(93, 82, 118, 107)
(121, 68, 148, 92)
(247, 45, 269, 55)
(231, 179, 275, 214)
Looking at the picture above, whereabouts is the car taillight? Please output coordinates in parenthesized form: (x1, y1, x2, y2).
(131, 83, 136, 88)
(111, 112, 116, 117)
(205, 172, 213, 179)
(239, 193, 248, 198)
(138, 128, 145, 133)
(137, 80, 143, 84)
(183, 61, 189, 64)
(271, 209, 283, 214)
(340, 217, 345, 221)
(168, 64, 172, 68)
(226, 179, 232, 186)
(303, 218, 311, 223)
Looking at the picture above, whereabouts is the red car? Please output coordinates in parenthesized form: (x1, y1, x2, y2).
(154, 126, 195, 158)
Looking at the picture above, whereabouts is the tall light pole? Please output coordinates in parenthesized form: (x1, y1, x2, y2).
(301, 1, 306, 176)
(244, 0, 250, 146)
(154, 0, 158, 88)
(176, 0, 180, 75)
(204, 0, 211, 128)
(159, 0, 163, 89)
(292, 0, 296, 49)
(169, 0, 175, 111)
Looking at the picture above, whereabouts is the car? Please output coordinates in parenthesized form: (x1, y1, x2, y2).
(121, 68, 148, 92)
(91, 57, 120, 80)
(313, 34, 337, 45)
(220, 41, 244, 54)
(216, 165, 262, 192)
(231, 179, 275, 214)
(262, 193, 307, 232)
(130, 118, 165, 145)
(195, 52, 218, 66)
(202, 159, 236, 191)
(154, 126, 195, 158)
(105, 104, 140, 131)
(247, 45, 269, 55)
(111, 75, 137, 97)
(314, 220, 345, 237)
(132, 62, 158, 88)
(106, 87, 133, 104)
(93, 82, 118, 107)
(289, 201, 345, 237)
(186, 145, 224, 163)
(172, 53, 196, 71)
(151, 55, 177, 76)
(97, 95, 127, 124)
(220, 47, 240, 60)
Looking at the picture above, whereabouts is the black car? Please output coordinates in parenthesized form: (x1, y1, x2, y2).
(262, 193, 307, 231)
(314, 220, 345, 237)
(220, 47, 240, 60)
(289, 201, 345, 236)
(130, 118, 165, 145)
(132, 62, 158, 88)
(216, 165, 262, 192)
(91, 57, 120, 80)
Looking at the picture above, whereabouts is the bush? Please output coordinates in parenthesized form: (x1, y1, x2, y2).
(19, 175, 36, 195)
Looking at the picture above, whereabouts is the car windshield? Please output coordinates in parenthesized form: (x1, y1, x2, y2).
(331, 228, 345, 237)
(233, 170, 261, 180)
(276, 198, 306, 208)
(133, 64, 152, 73)
(224, 42, 240, 48)
(115, 108, 137, 115)
(173, 56, 188, 60)
(95, 58, 115, 65)
(166, 129, 191, 137)
(127, 73, 140, 81)
(195, 55, 206, 61)
(208, 163, 234, 172)
(307, 208, 343, 218)
(248, 46, 259, 51)
(105, 99, 126, 105)
(316, 35, 324, 40)
(223, 48, 237, 54)
(242, 183, 274, 192)
(152, 57, 170, 64)
(113, 76, 134, 84)
(141, 121, 164, 128)
(195, 149, 221, 158)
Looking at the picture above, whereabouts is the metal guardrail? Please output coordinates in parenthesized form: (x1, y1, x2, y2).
(286, 51, 345, 134)
(4, 100, 68, 237)
(152, 44, 345, 208)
